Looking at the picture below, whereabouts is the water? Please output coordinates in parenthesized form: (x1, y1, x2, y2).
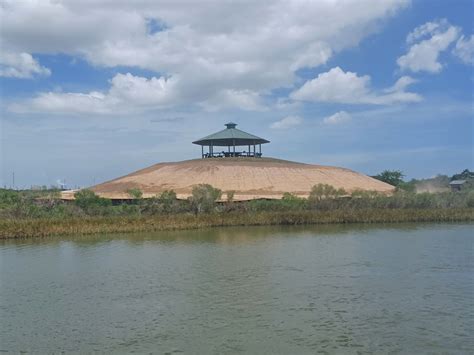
(1, 223, 473, 353)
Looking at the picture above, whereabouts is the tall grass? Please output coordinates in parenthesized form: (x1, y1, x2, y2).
(1, 188, 473, 239)
(1, 209, 472, 239)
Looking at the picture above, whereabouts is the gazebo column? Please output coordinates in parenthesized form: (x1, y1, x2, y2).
(259, 144, 261, 155)
(201, 145, 204, 158)
(233, 139, 235, 156)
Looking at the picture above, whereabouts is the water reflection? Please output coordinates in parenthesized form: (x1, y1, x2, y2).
(1, 222, 452, 249)
(1, 223, 472, 353)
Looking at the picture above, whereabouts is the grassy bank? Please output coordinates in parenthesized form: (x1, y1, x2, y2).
(1, 186, 473, 239)
(1, 208, 473, 239)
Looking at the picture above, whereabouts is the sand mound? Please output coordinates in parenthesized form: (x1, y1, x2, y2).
(61, 157, 394, 201)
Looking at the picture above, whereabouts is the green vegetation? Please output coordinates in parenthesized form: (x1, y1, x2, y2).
(452, 169, 474, 181)
(1, 169, 472, 239)
(189, 184, 222, 214)
(0, 180, 473, 238)
(127, 188, 143, 200)
(373, 168, 474, 193)
(1, 209, 472, 239)
(309, 184, 346, 203)
(372, 170, 405, 187)
(74, 189, 112, 214)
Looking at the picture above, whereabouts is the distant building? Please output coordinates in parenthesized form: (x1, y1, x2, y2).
(449, 180, 466, 192)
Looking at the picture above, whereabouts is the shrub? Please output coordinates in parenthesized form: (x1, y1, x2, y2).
(411, 192, 436, 209)
(158, 190, 178, 213)
(248, 199, 280, 212)
(74, 189, 112, 213)
(0, 189, 20, 206)
(466, 191, 474, 208)
(247, 194, 307, 212)
(281, 193, 307, 210)
(189, 184, 222, 213)
(397, 181, 416, 193)
(127, 188, 143, 200)
(309, 184, 346, 204)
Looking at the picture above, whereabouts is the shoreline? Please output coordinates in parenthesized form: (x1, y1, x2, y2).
(1, 208, 473, 240)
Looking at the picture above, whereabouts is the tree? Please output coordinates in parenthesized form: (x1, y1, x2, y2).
(74, 189, 111, 210)
(189, 184, 222, 213)
(451, 169, 474, 181)
(373, 170, 405, 187)
(127, 188, 143, 200)
(158, 190, 177, 213)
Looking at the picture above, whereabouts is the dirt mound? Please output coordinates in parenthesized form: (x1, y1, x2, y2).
(61, 157, 394, 201)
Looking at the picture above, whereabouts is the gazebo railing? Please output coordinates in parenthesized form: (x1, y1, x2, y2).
(203, 151, 262, 158)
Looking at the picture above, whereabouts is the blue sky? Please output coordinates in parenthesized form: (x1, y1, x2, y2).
(1, 0, 473, 189)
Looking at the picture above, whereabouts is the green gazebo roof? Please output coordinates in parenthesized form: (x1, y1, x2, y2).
(192, 123, 270, 146)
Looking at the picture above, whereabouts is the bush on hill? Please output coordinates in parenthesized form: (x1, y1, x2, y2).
(189, 184, 222, 214)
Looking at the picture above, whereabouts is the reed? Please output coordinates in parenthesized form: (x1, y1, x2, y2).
(1, 208, 472, 239)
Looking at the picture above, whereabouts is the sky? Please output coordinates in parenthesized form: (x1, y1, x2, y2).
(0, 0, 473, 189)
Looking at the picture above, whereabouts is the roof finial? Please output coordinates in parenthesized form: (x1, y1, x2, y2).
(225, 122, 237, 129)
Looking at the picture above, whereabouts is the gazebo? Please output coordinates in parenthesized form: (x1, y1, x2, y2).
(193, 122, 270, 158)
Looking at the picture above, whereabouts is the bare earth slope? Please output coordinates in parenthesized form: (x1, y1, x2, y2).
(62, 157, 394, 201)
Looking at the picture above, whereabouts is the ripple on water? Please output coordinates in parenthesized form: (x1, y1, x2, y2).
(0, 223, 473, 353)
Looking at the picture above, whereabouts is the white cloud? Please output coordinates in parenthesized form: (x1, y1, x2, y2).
(275, 98, 302, 110)
(291, 67, 370, 103)
(0, 51, 50, 78)
(10, 73, 268, 114)
(290, 67, 422, 105)
(199, 89, 265, 112)
(26, 66, 421, 114)
(453, 35, 474, 65)
(270, 115, 303, 129)
(10, 73, 178, 114)
(289, 42, 333, 71)
(323, 111, 352, 125)
(383, 76, 417, 93)
(406, 19, 446, 44)
(1, 0, 410, 110)
(108, 73, 177, 107)
(397, 19, 460, 73)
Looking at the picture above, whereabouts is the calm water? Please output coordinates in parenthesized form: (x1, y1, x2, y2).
(0, 223, 473, 353)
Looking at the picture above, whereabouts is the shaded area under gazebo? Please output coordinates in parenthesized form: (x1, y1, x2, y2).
(192, 122, 270, 158)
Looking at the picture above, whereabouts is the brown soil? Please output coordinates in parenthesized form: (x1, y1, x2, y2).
(61, 157, 394, 201)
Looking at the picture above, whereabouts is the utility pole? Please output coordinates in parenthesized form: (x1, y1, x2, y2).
(12, 172, 15, 190)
